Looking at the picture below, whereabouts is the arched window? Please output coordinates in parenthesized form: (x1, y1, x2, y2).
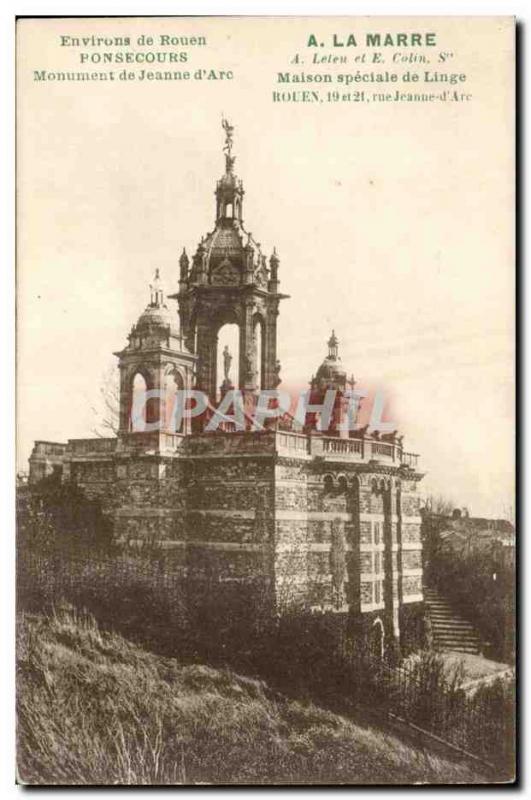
(324, 474, 334, 496)
(338, 475, 348, 495)
(130, 372, 148, 432)
(395, 479, 402, 516)
(369, 618, 385, 660)
(351, 475, 361, 515)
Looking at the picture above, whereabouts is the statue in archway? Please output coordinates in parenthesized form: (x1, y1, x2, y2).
(222, 345, 232, 381)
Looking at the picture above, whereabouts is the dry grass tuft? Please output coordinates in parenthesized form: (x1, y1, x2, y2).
(17, 605, 483, 785)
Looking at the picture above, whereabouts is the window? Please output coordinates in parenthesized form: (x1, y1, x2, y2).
(373, 521, 381, 545)
(324, 475, 334, 495)
(374, 552, 381, 575)
(374, 580, 381, 604)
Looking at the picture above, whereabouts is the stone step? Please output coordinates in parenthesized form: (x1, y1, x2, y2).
(434, 637, 480, 646)
(424, 585, 483, 655)
(430, 618, 476, 628)
(432, 624, 479, 633)
(435, 641, 480, 649)
(429, 612, 461, 618)
(434, 628, 479, 635)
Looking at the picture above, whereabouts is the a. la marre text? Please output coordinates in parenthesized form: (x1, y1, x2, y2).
(307, 32, 437, 48)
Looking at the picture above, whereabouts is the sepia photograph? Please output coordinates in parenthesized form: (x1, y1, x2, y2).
(15, 15, 515, 786)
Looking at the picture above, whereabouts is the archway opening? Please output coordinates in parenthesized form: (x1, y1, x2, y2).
(253, 316, 264, 391)
(130, 372, 148, 432)
(217, 323, 239, 400)
(369, 619, 385, 660)
(338, 475, 348, 495)
(324, 474, 334, 496)
(164, 368, 185, 433)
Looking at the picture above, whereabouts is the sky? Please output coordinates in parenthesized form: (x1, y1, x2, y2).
(17, 17, 514, 517)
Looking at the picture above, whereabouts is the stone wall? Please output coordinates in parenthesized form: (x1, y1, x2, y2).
(33, 431, 424, 651)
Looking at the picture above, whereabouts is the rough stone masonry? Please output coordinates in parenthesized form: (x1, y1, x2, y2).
(29, 121, 424, 654)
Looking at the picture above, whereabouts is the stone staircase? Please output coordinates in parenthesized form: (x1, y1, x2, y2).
(424, 588, 482, 655)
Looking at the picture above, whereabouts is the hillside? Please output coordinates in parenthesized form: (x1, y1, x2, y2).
(16, 606, 483, 786)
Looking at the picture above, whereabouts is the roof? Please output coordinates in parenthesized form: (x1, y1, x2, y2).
(136, 303, 175, 331)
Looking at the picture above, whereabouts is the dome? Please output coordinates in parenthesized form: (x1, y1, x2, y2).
(315, 357, 347, 384)
(311, 331, 348, 390)
(136, 302, 174, 330)
(132, 269, 179, 335)
(204, 223, 249, 263)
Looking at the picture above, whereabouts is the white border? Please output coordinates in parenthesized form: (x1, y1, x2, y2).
(2, 2, 523, 797)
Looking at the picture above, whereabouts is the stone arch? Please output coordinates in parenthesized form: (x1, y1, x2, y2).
(217, 321, 240, 398)
(323, 474, 335, 495)
(379, 478, 389, 494)
(128, 364, 154, 390)
(369, 617, 385, 660)
(349, 474, 361, 512)
(129, 371, 149, 432)
(395, 478, 402, 515)
(337, 474, 348, 495)
(163, 365, 185, 433)
(252, 312, 266, 390)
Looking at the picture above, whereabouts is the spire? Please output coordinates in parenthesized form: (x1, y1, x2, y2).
(149, 268, 164, 307)
(216, 118, 244, 222)
(179, 248, 189, 281)
(328, 330, 339, 360)
(269, 247, 280, 293)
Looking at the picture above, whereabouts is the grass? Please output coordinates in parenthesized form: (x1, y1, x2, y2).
(437, 652, 512, 683)
(16, 604, 484, 786)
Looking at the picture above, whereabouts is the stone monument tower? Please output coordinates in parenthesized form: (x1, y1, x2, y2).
(171, 119, 288, 403)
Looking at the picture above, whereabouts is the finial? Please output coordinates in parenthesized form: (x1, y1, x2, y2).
(149, 268, 164, 307)
(327, 330, 339, 359)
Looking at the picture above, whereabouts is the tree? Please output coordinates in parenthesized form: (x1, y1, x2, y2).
(424, 493, 455, 517)
(91, 364, 120, 437)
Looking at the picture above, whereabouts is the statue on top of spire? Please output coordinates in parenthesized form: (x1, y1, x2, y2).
(222, 116, 236, 173)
